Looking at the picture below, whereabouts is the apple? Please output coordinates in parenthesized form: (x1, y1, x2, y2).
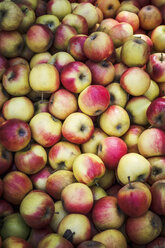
(0, 143, 13, 175)
(86, 59, 115, 86)
(48, 88, 78, 120)
(147, 156, 165, 184)
(99, 105, 130, 137)
(34, 100, 49, 115)
(106, 183, 122, 197)
(0, 55, 8, 80)
(47, 0, 71, 21)
(0, 212, 30, 240)
(61, 61, 92, 93)
(50, 200, 68, 232)
(46, 170, 76, 199)
(37, 233, 74, 248)
(125, 210, 162, 245)
(117, 153, 151, 185)
(18, 4, 36, 33)
(121, 36, 150, 67)
(133, 33, 153, 52)
(120, 67, 151, 96)
(57, 213, 91, 245)
(83, 31, 114, 62)
(146, 97, 165, 129)
(122, 125, 145, 153)
(29, 112, 62, 147)
(48, 51, 75, 73)
(3, 170, 33, 205)
(0, 199, 14, 218)
(29, 63, 60, 93)
(92, 196, 125, 230)
(35, 0, 47, 17)
(0, 118, 31, 152)
(78, 85, 110, 116)
(2, 64, 31, 96)
(30, 52, 51, 69)
(97, 136, 127, 170)
(2, 96, 34, 122)
(0, 1, 23, 31)
(20, 190, 54, 229)
(152, 24, 165, 52)
(81, 128, 108, 154)
(26, 24, 53, 53)
(116, 0, 139, 14)
(108, 22, 134, 48)
(30, 166, 51, 192)
(14, 0, 38, 10)
(28, 226, 53, 248)
(150, 179, 165, 215)
(77, 240, 106, 248)
(115, 10, 139, 32)
(36, 14, 60, 34)
(117, 180, 152, 217)
(96, 0, 121, 18)
(97, 18, 119, 35)
(98, 168, 115, 190)
(146, 237, 165, 248)
(106, 82, 128, 108)
(9, 57, 30, 71)
(92, 229, 127, 248)
(138, 128, 165, 157)
(147, 53, 165, 83)
(2, 236, 32, 248)
(72, 153, 105, 186)
(125, 96, 151, 126)
(90, 185, 107, 201)
(73, 2, 98, 29)
(53, 23, 77, 51)
(14, 143, 47, 175)
(62, 13, 88, 35)
(62, 112, 94, 144)
(138, 5, 162, 31)
(61, 182, 93, 214)
(67, 34, 88, 61)
(48, 141, 81, 171)
(144, 79, 160, 101)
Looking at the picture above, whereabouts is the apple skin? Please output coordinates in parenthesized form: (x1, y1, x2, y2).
(0, 143, 13, 175)
(147, 53, 165, 83)
(117, 153, 151, 185)
(30, 166, 51, 192)
(18, 3, 36, 33)
(92, 196, 125, 230)
(30, 52, 51, 69)
(62, 112, 94, 145)
(20, 190, 55, 229)
(117, 181, 152, 217)
(0, 83, 9, 110)
(73, 153, 105, 186)
(3, 171, 33, 205)
(77, 240, 106, 248)
(99, 105, 130, 137)
(48, 141, 81, 171)
(83, 31, 114, 62)
(0, 199, 14, 218)
(138, 128, 165, 157)
(0, 55, 8, 80)
(2, 236, 32, 248)
(29, 112, 62, 148)
(97, 17, 119, 35)
(115, 10, 139, 32)
(14, 143, 47, 175)
(78, 85, 110, 116)
(150, 179, 165, 215)
(0, 119, 31, 152)
(37, 233, 74, 248)
(46, 170, 76, 200)
(125, 210, 162, 245)
(34, 100, 49, 115)
(98, 168, 115, 190)
(61, 61, 92, 93)
(92, 229, 127, 248)
(147, 156, 165, 184)
(106, 183, 123, 197)
(96, 0, 121, 18)
(47, 0, 71, 21)
(57, 213, 91, 245)
(90, 185, 107, 201)
(36, 14, 60, 34)
(146, 237, 165, 248)
(146, 97, 165, 130)
(48, 88, 78, 120)
(144, 79, 160, 101)
(97, 136, 127, 170)
(86, 59, 115, 86)
(61, 182, 94, 214)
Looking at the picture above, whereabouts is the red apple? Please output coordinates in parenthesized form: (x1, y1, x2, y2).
(150, 179, 165, 215)
(115, 10, 139, 32)
(147, 53, 165, 83)
(0, 119, 31, 152)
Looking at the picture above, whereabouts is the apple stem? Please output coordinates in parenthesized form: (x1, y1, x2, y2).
(63, 229, 75, 243)
(128, 176, 133, 189)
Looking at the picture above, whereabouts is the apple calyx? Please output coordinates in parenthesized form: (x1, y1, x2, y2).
(128, 176, 134, 189)
(79, 73, 86, 81)
(0, 10, 6, 22)
(1, 147, 10, 160)
(152, 166, 162, 176)
(57, 161, 66, 170)
(90, 34, 97, 40)
(80, 124, 86, 132)
(8, 71, 15, 81)
(101, 60, 109, 68)
(18, 128, 26, 137)
(63, 229, 75, 243)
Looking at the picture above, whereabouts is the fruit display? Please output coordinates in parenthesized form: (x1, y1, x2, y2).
(0, 0, 165, 247)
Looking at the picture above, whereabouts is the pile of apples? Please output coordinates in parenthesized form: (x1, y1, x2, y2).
(0, 0, 165, 247)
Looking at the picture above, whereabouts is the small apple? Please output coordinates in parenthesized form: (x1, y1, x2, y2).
(36, 14, 60, 34)
(18, 4, 36, 33)
(20, 190, 55, 229)
(33, 100, 49, 115)
(37, 233, 74, 248)
(98, 168, 115, 190)
(147, 53, 165, 83)
(147, 156, 165, 184)
(90, 185, 107, 201)
(62, 13, 88, 34)
(72, 153, 105, 186)
(97, 17, 119, 35)
(3, 170, 33, 205)
(144, 79, 160, 101)
(47, 0, 72, 21)
(96, 0, 121, 18)
(115, 10, 139, 32)
(30, 52, 51, 69)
